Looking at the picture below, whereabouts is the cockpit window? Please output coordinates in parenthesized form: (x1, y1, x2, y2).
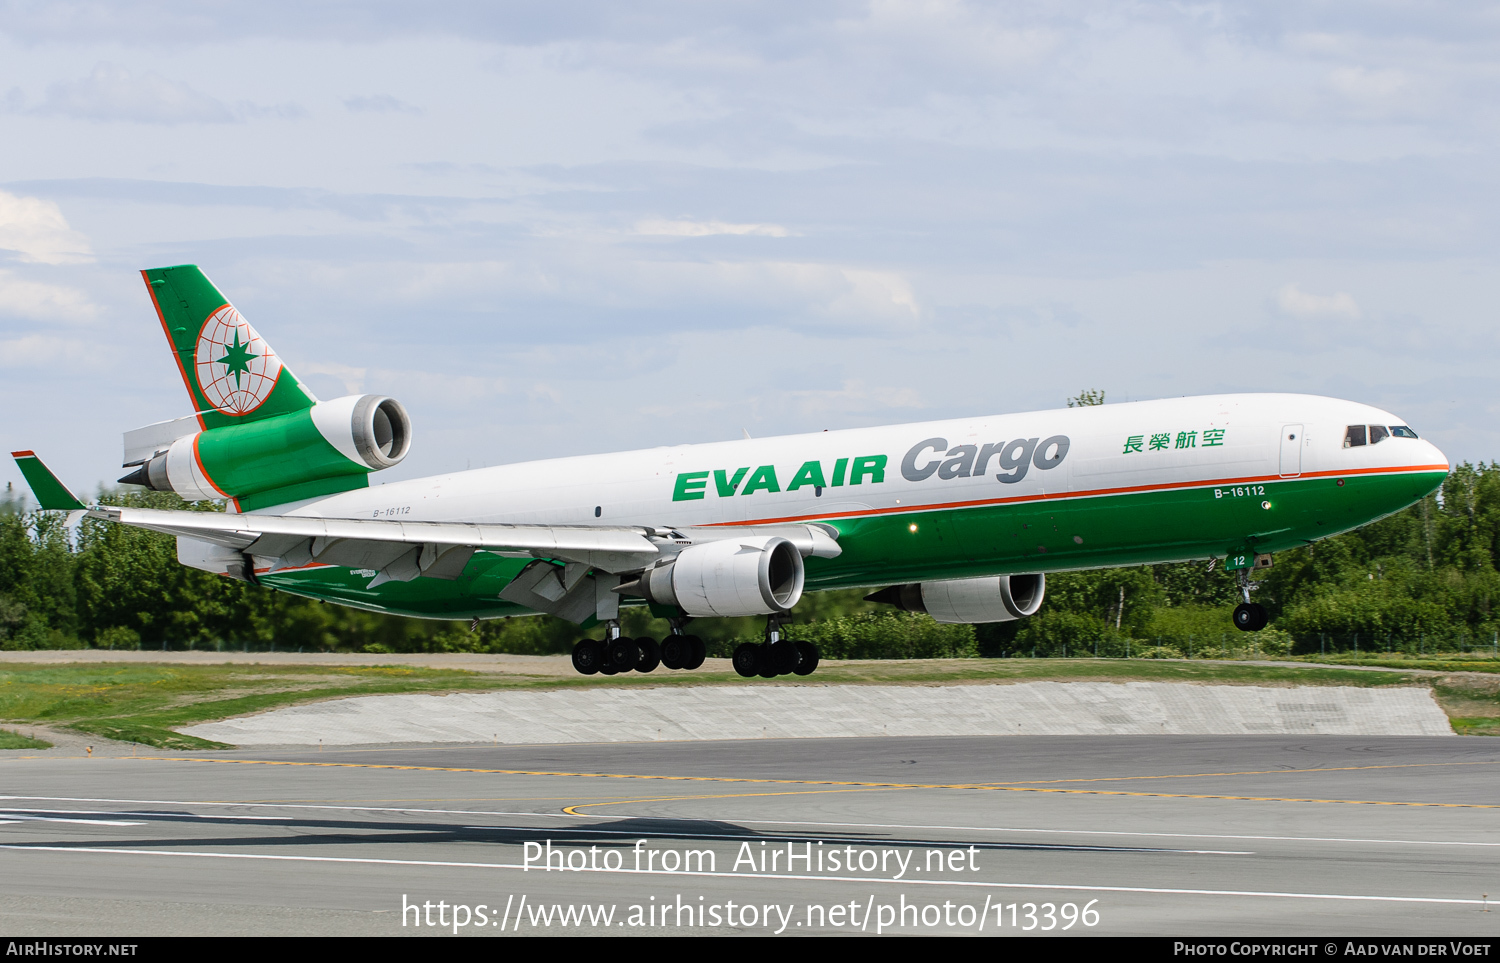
(1368, 425, 1389, 445)
(1344, 425, 1367, 448)
(1390, 426, 1419, 439)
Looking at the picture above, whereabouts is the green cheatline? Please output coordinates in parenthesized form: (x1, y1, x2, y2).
(254, 468, 1448, 621)
(216, 329, 258, 389)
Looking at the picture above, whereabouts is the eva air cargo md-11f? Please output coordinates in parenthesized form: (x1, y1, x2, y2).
(13, 266, 1450, 679)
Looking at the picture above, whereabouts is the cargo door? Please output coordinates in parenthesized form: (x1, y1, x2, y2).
(1279, 424, 1304, 478)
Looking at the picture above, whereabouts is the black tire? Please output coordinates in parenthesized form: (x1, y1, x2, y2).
(1233, 603, 1268, 632)
(769, 638, 800, 675)
(660, 635, 688, 670)
(731, 642, 760, 678)
(635, 636, 661, 673)
(609, 637, 640, 672)
(599, 660, 619, 676)
(792, 641, 819, 676)
(685, 635, 706, 670)
(756, 642, 778, 678)
(571, 639, 603, 675)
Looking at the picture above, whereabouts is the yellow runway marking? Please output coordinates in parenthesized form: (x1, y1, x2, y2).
(125, 757, 1500, 810)
(561, 786, 900, 815)
(982, 760, 1500, 786)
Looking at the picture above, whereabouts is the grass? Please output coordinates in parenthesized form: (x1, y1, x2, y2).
(1285, 652, 1500, 674)
(0, 663, 558, 749)
(0, 727, 52, 750)
(4, 656, 1495, 748)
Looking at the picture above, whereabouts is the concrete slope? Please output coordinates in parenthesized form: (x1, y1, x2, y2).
(180, 681, 1454, 746)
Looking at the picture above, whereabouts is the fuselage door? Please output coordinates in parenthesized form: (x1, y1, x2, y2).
(1279, 424, 1304, 478)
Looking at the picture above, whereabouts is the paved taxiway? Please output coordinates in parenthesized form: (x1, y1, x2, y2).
(2, 735, 1498, 936)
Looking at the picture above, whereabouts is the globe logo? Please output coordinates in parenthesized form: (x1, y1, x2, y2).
(193, 305, 282, 415)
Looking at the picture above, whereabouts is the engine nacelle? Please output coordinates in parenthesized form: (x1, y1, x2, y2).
(867, 573, 1045, 624)
(640, 535, 805, 617)
(121, 394, 411, 508)
(307, 393, 412, 471)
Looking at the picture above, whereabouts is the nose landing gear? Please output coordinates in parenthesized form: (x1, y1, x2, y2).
(1231, 561, 1268, 632)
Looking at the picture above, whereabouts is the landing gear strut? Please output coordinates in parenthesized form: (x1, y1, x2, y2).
(1232, 564, 1268, 632)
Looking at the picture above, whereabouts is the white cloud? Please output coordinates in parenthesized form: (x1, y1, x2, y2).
(344, 94, 422, 115)
(833, 267, 919, 320)
(0, 192, 94, 265)
(1274, 283, 1361, 320)
(0, 270, 98, 321)
(38, 62, 236, 124)
(298, 362, 367, 395)
(1328, 67, 1411, 102)
(634, 218, 792, 237)
(0, 333, 95, 366)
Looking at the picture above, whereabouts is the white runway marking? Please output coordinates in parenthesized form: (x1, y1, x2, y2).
(3, 795, 1494, 849)
(0, 843, 1487, 906)
(0, 807, 288, 822)
(0, 815, 145, 826)
(712, 818, 1500, 849)
(460, 825, 1253, 855)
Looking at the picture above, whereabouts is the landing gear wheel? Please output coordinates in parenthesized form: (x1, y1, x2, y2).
(768, 638, 800, 675)
(756, 642, 779, 678)
(571, 639, 603, 675)
(792, 641, 819, 676)
(635, 636, 661, 673)
(660, 636, 688, 670)
(599, 660, 619, 676)
(608, 637, 640, 672)
(684, 635, 706, 670)
(732, 642, 760, 678)
(1233, 603, 1268, 632)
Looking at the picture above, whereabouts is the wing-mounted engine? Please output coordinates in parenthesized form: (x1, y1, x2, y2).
(118, 394, 411, 511)
(866, 573, 1045, 624)
(629, 535, 807, 617)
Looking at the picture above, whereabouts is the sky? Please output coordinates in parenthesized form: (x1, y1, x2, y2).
(2, 1, 1499, 499)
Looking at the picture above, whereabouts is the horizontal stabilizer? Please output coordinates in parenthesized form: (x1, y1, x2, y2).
(10, 451, 87, 511)
(123, 414, 202, 467)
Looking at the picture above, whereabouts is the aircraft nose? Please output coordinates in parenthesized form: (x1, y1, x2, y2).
(1423, 438, 1450, 473)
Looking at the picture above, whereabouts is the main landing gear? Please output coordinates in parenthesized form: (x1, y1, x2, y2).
(731, 614, 819, 680)
(1232, 562, 1268, 632)
(571, 620, 705, 676)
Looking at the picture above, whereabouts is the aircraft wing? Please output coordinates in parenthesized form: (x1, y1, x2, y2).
(88, 506, 840, 585)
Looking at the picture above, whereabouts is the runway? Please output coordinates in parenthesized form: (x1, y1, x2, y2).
(2, 735, 1498, 936)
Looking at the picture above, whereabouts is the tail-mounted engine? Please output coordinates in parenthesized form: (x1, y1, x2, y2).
(866, 573, 1045, 624)
(119, 394, 411, 511)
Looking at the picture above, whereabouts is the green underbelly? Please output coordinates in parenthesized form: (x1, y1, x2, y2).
(260, 469, 1446, 620)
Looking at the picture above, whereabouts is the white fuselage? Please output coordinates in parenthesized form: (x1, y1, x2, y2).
(281, 393, 1448, 530)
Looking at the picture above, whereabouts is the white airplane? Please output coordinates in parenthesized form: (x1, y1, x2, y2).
(13, 266, 1450, 679)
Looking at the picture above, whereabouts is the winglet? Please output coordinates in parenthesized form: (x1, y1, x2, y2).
(10, 451, 87, 511)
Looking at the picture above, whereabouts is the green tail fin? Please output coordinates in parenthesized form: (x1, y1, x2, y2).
(11, 451, 86, 511)
(142, 265, 317, 430)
